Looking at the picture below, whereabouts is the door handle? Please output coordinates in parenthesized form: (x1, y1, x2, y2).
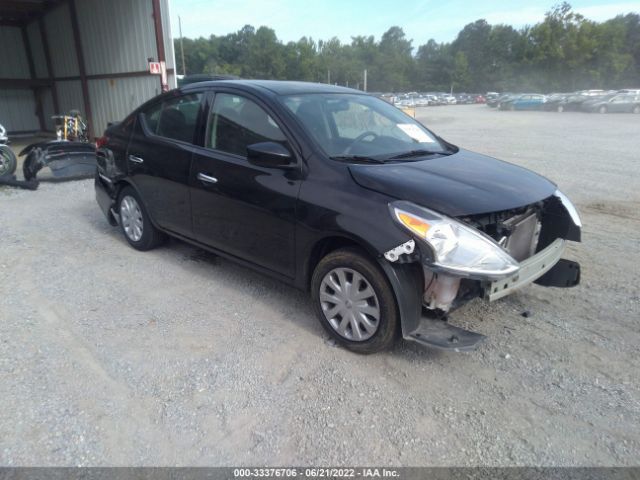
(197, 172, 218, 184)
(128, 155, 144, 164)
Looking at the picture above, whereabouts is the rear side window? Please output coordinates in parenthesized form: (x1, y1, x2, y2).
(207, 93, 286, 157)
(141, 93, 203, 144)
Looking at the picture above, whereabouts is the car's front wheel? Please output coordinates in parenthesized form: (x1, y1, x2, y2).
(633, 105, 640, 114)
(311, 248, 399, 354)
(557, 105, 564, 113)
(118, 186, 166, 251)
(599, 106, 607, 114)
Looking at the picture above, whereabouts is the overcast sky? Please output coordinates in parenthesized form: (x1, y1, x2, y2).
(169, 0, 639, 47)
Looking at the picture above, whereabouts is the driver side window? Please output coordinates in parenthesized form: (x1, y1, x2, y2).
(331, 102, 393, 140)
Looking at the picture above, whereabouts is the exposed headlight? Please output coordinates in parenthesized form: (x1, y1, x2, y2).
(554, 190, 581, 228)
(390, 201, 519, 280)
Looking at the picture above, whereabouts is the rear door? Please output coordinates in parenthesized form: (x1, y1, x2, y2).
(189, 90, 301, 277)
(127, 91, 204, 237)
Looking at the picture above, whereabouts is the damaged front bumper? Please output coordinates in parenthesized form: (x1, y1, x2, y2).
(379, 198, 582, 352)
(485, 238, 579, 301)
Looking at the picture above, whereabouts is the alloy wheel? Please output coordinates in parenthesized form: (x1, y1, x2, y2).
(120, 195, 144, 242)
(319, 267, 380, 341)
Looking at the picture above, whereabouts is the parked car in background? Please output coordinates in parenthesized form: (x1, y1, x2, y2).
(495, 94, 521, 109)
(542, 93, 569, 111)
(94, 80, 581, 353)
(580, 93, 617, 111)
(584, 93, 640, 114)
(554, 93, 588, 112)
(499, 94, 546, 111)
(443, 95, 457, 104)
(474, 95, 486, 104)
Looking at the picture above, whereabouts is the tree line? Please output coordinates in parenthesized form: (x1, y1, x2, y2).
(174, 3, 640, 93)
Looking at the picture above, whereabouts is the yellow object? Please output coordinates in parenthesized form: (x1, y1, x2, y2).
(397, 211, 430, 238)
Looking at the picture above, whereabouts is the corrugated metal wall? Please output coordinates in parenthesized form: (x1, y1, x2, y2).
(77, 0, 157, 75)
(0, 27, 30, 78)
(43, 3, 79, 78)
(1, 0, 175, 135)
(0, 89, 39, 132)
(89, 76, 161, 134)
(56, 80, 84, 114)
(0, 26, 39, 132)
(26, 22, 48, 79)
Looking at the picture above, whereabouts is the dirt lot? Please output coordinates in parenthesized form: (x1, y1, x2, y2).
(1, 106, 639, 466)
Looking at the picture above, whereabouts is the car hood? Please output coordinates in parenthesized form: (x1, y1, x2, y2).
(348, 149, 556, 217)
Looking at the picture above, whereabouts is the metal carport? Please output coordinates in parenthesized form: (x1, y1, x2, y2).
(0, 0, 176, 138)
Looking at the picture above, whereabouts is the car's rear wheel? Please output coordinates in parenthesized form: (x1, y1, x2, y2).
(118, 186, 166, 251)
(599, 106, 607, 114)
(509, 104, 515, 111)
(311, 248, 399, 354)
(557, 105, 564, 113)
(0, 146, 17, 178)
(633, 105, 640, 114)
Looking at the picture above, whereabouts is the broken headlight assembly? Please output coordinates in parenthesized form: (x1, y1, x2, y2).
(389, 200, 519, 280)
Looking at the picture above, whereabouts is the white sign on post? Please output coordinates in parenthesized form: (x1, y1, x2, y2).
(149, 62, 161, 75)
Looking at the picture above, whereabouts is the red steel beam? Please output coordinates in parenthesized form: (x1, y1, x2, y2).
(151, 0, 168, 91)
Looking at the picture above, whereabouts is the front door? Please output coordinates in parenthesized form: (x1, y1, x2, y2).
(190, 91, 301, 277)
(127, 92, 204, 236)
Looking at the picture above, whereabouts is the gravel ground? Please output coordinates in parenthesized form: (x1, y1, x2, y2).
(1, 105, 639, 466)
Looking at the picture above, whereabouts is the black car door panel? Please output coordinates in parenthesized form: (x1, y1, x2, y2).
(189, 91, 300, 277)
(127, 92, 204, 236)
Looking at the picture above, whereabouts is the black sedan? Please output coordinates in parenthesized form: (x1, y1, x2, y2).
(95, 80, 581, 353)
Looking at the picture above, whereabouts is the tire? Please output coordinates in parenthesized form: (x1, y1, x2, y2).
(557, 105, 564, 113)
(311, 247, 399, 354)
(599, 106, 607, 114)
(509, 104, 515, 111)
(0, 145, 17, 178)
(633, 105, 640, 114)
(117, 186, 166, 251)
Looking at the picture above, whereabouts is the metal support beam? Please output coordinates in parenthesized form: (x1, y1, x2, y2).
(68, 0, 94, 138)
(0, 78, 52, 89)
(38, 16, 60, 114)
(21, 24, 46, 131)
(151, 0, 168, 91)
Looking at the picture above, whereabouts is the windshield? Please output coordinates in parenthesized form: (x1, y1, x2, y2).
(280, 93, 450, 160)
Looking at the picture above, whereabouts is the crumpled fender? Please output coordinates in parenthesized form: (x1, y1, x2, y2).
(377, 259, 424, 338)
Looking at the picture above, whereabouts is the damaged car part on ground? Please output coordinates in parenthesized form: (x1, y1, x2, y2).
(0, 123, 18, 178)
(0, 112, 96, 190)
(95, 80, 581, 354)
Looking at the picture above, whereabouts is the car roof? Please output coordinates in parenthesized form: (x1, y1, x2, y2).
(180, 79, 359, 96)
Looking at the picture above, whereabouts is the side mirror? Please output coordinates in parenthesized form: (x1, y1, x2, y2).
(247, 142, 295, 169)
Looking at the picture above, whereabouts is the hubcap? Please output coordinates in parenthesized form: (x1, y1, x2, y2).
(319, 267, 380, 341)
(120, 195, 144, 242)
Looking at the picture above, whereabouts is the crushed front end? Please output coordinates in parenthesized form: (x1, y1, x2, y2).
(383, 191, 581, 351)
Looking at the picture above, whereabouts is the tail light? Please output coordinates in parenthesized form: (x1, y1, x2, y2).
(96, 136, 108, 149)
